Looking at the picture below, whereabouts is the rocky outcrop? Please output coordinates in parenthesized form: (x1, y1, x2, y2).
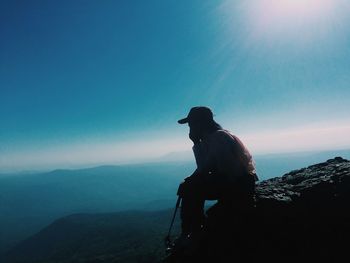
(165, 157, 350, 262)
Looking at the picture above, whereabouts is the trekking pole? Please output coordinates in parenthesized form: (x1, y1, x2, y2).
(164, 196, 181, 248)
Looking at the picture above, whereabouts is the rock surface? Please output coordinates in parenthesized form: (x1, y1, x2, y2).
(164, 157, 350, 262)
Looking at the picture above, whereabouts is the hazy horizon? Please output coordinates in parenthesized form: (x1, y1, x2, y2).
(1, 1, 350, 172)
(1, 146, 350, 174)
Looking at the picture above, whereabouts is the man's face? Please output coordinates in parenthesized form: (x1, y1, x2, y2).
(188, 121, 202, 143)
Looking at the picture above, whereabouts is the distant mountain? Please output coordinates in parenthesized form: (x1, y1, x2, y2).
(2, 209, 180, 263)
(254, 148, 350, 180)
(0, 162, 194, 254)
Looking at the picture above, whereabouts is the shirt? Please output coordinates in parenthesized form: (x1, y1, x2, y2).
(192, 129, 256, 183)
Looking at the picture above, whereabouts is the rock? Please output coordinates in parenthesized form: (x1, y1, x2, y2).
(164, 157, 350, 262)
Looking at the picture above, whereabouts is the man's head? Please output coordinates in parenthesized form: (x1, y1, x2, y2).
(178, 106, 221, 143)
(177, 106, 214, 126)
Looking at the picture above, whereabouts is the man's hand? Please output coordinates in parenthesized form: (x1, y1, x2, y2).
(177, 181, 187, 197)
(177, 170, 203, 197)
(189, 131, 200, 144)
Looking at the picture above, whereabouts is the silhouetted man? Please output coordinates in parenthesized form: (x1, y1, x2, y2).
(176, 106, 258, 242)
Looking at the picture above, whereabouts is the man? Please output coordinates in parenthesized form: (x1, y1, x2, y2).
(177, 106, 258, 240)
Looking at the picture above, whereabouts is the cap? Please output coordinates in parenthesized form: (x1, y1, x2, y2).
(178, 106, 214, 124)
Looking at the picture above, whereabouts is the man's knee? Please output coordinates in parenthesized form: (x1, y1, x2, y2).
(177, 182, 184, 196)
(177, 181, 190, 197)
(177, 176, 200, 197)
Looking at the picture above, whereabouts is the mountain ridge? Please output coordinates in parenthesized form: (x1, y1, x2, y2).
(3, 156, 350, 263)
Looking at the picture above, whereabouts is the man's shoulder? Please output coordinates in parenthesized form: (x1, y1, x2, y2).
(214, 129, 235, 137)
(212, 129, 237, 142)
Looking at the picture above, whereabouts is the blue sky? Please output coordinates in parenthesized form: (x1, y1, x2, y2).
(1, 0, 350, 171)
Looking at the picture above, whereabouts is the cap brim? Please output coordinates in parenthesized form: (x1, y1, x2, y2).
(177, 117, 188, 124)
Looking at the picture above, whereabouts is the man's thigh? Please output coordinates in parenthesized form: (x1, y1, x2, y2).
(178, 179, 223, 201)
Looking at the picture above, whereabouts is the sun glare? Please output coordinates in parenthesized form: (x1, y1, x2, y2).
(258, 0, 334, 18)
(244, 0, 342, 45)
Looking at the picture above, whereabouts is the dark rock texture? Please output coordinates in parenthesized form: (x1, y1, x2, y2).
(165, 157, 350, 262)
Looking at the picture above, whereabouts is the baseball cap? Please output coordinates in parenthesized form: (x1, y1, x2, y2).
(177, 106, 214, 124)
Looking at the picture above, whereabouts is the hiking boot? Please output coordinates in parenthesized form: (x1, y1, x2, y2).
(168, 233, 191, 252)
(163, 233, 200, 263)
(168, 229, 205, 258)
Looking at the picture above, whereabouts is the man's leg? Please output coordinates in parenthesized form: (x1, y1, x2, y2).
(177, 178, 206, 236)
(180, 196, 205, 235)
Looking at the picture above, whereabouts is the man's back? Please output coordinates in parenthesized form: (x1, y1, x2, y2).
(192, 129, 256, 183)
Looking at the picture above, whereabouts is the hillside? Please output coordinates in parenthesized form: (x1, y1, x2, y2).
(2, 209, 179, 263)
(0, 162, 193, 253)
